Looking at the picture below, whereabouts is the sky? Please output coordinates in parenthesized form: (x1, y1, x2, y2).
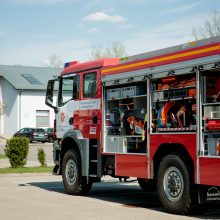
(0, 0, 220, 67)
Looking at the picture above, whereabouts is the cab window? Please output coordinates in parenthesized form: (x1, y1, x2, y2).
(58, 74, 80, 107)
(83, 72, 97, 98)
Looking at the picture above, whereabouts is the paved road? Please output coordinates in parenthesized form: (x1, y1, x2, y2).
(0, 140, 220, 219)
(0, 174, 220, 220)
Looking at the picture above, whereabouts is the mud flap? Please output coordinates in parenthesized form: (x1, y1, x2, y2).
(198, 185, 220, 204)
(52, 164, 61, 175)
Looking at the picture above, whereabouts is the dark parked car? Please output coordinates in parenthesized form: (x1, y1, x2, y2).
(45, 128, 54, 143)
(14, 127, 48, 143)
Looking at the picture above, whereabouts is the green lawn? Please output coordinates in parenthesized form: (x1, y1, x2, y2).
(0, 154, 7, 159)
(0, 166, 53, 174)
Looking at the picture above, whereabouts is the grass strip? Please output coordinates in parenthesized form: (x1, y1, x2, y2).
(0, 166, 53, 174)
(0, 154, 7, 159)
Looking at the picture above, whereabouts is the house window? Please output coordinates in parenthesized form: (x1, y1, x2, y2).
(36, 110, 49, 127)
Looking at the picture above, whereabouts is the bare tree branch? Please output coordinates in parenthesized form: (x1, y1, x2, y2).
(43, 54, 63, 68)
(88, 41, 128, 60)
(192, 10, 220, 40)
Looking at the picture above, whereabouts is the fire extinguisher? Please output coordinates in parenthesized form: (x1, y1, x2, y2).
(216, 140, 220, 156)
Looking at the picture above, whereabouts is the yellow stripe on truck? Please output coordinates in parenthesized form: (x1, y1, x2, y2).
(102, 45, 220, 74)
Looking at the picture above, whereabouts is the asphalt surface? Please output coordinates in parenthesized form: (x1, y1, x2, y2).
(0, 140, 220, 219)
(0, 174, 220, 220)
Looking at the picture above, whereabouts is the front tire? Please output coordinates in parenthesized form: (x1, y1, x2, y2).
(157, 154, 195, 215)
(62, 149, 92, 195)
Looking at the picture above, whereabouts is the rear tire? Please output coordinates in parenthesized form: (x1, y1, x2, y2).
(62, 149, 92, 195)
(157, 154, 196, 215)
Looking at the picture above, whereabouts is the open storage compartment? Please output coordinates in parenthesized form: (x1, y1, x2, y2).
(151, 73, 197, 133)
(202, 71, 220, 156)
(103, 81, 147, 154)
(199, 69, 220, 186)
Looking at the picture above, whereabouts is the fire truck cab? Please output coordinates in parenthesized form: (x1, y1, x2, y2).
(46, 36, 220, 214)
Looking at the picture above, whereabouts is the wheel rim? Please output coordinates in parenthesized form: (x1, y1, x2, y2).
(163, 166, 184, 202)
(65, 159, 77, 186)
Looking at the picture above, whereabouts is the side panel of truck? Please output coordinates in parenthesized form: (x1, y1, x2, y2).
(199, 158, 220, 186)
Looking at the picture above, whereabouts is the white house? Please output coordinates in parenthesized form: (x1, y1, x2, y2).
(0, 65, 62, 137)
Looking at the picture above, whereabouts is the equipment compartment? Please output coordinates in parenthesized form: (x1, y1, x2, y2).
(104, 81, 147, 154)
(203, 134, 220, 156)
(151, 74, 197, 133)
(201, 71, 220, 157)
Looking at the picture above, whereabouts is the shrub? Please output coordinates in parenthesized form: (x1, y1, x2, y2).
(4, 137, 29, 168)
(37, 148, 47, 167)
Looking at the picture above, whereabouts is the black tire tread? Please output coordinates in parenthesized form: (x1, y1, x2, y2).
(62, 149, 92, 196)
(157, 152, 196, 215)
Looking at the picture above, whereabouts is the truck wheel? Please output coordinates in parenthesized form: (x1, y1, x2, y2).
(137, 178, 156, 192)
(62, 149, 92, 195)
(157, 154, 195, 215)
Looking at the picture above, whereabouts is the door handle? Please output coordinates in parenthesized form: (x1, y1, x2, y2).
(93, 115, 98, 124)
(69, 117, 74, 125)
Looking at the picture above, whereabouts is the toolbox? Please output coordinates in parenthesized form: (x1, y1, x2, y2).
(107, 88, 121, 99)
(153, 91, 164, 101)
(121, 86, 145, 98)
(188, 88, 196, 97)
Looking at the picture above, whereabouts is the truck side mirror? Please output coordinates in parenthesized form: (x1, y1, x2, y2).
(45, 79, 58, 113)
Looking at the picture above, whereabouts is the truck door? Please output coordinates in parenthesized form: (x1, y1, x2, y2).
(73, 71, 101, 139)
(56, 74, 80, 138)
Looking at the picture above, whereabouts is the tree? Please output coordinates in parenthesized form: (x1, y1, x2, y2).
(43, 54, 63, 68)
(88, 41, 128, 60)
(37, 147, 47, 167)
(5, 137, 29, 168)
(192, 10, 220, 40)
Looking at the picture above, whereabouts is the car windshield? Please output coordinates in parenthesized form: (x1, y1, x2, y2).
(20, 128, 33, 132)
(35, 128, 45, 133)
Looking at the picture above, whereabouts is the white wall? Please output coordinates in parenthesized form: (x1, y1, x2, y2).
(20, 90, 55, 129)
(0, 77, 4, 134)
(1, 79, 55, 137)
(2, 79, 19, 136)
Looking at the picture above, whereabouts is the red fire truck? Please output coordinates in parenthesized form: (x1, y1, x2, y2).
(45, 36, 220, 214)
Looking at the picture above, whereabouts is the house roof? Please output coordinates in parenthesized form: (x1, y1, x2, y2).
(0, 65, 62, 90)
